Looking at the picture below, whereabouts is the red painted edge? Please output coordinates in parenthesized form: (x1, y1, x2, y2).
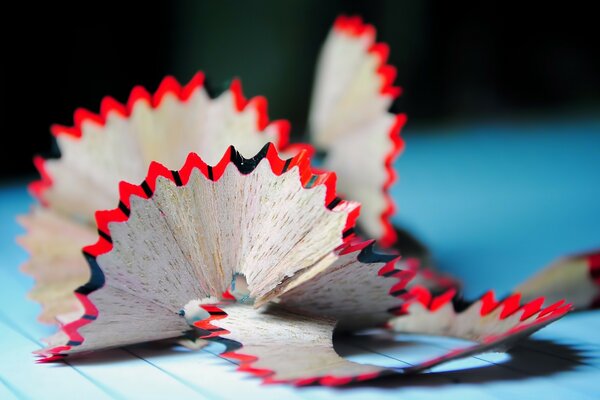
(36, 143, 359, 361)
(379, 114, 407, 247)
(339, 239, 414, 307)
(191, 258, 572, 385)
(400, 285, 572, 326)
(408, 296, 570, 372)
(29, 71, 301, 204)
(586, 251, 600, 286)
(333, 15, 405, 247)
(198, 299, 388, 386)
(333, 15, 402, 98)
(35, 292, 98, 361)
(200, 240, 409, 386)
(29, 156, 52, 206)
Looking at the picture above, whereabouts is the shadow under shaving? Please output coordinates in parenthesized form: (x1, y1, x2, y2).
(46, 329, 592, 390)
(332, 330, 593, 389)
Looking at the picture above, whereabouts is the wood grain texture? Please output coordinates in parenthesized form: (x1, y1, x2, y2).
(39, 150, 356, 356)
(215, 303, 385, 383)
(279, 241, 406, 330)
(309, 16, 404, 245)
(40, 76, 287, 225)
(17, 208, 95, 323)
(23, 75, 291, 324)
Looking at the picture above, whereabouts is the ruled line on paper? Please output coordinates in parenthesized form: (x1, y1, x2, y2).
(0, 311, 120, 400)
(0, 374, 23, 400)
(121, 347, 218, 400)
(355, 330, 600, 399)
(196, 344, 316, 400)
(2, 296, 600, 398)
(2, 134, 600, 400)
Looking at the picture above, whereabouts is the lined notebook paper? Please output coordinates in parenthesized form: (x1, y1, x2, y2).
(2, 123, 599, 399)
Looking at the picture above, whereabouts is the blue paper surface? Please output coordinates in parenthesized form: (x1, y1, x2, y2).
(393, 118, 600, 297)
(1, 119, 599, 399)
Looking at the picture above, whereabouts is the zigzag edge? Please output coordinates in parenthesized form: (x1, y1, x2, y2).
(36, 142, 359, 361)
(191, 239, 415, 386)
(333, 15, 406, 247)
(392, 285, 573, 374)
(29, 72, 308, 205)
(397, 285, 572, 322)
(194, 275, 573, 385)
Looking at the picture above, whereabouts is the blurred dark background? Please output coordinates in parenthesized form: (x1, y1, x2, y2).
(2, 0, 599, 179)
